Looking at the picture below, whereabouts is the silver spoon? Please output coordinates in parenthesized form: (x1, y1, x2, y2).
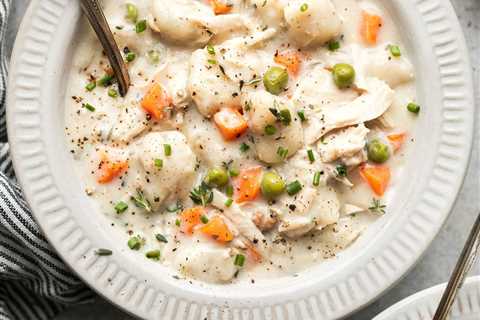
(433, 212, 480, 319)
(80, 0, 130, 96)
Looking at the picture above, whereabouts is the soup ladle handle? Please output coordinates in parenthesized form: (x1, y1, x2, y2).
(79, 0, 130, 96)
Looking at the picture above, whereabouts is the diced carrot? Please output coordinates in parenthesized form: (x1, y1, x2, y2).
(140, 83, 171, 120)
(213, 107, 249, 141)
(180, 207, 204, 235)
(97, 155, 128, 184)
(209, 0, 233, 15)
(360, 11, 383, 45)
(387, 133, 407, 152)
(234, 167, 262, 203)
(201, 216, 234, 242)
(245, 242, 262, 263)
(274, 50, 302, 76)
(359, 164, 391, 196)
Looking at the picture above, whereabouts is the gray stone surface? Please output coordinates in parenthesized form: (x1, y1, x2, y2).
(5, 0, 479, 319)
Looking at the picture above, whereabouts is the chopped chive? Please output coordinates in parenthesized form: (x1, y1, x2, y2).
(147, 50, 161, 64)
(277, 146, 288, 159)
(389, 45, 401, 57)
(114, 201, 128, 214)
(126, 3, 138, 23)
(279, 109, 292, 126)
(127, 236, 142, 250)
(164, 144, 172, 156)
(336, 164, 347, 177)
(85, 82, 96, 91)
(297, 109, 306, 121)
(145, 250, 161, 260)
(175, 219, 181, 227)
(98, 74, 114, 87)
(207, 59, 217, 65)
(135, 20, 147, 33)
(328, 40, 340, 51)
(300, 3, 308, 12)
(125, 52, 136, 62)
(226, 185, 234, 197)
(83, 103, 95, 112)
(225, 198, 233, 207)
(240, 143, 250, 153)
(200, 215, 209, 224)
(155, 233, 168, 243)
(264, 125, 277, 135)
(234, 254, 246, 267)
(207, 45, 215, 55)
(307, 149, 315, 163)
(108, 88, 118, 98)
(407, 102, 420, 114)
(95, 248, 112, 256)
(154, 158, 163, 169)
(228, 168, 239, 177)
(313, 171, 321, 186)
(286, 180, 302, 196)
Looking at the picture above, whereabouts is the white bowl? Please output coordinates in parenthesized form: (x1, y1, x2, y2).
(374, 276, 480, 320)
(6, 0, 474, 319)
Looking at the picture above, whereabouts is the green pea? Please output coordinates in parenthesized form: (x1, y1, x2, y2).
(367, 139, 390, 163)
(263, 66, 289, 95)
(261, 171, 286, 198)
(332, 63, 355, 88)
(205, 168, 229, 188)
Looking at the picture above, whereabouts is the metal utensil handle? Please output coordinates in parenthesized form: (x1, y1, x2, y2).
(433, 212, 480, 320)
(79, 0, 130, 96)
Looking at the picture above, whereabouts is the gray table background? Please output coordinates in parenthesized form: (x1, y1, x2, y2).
(6, 0, 479, 319)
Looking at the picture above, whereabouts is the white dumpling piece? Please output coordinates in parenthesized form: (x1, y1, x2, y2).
(137, 131, 197, 207)
(359, 46, 414, 88)
(249, 0, 286, 29)
(188, 49, 241, 117)
(284, 0, 342, 47)
(182, 109, 246, 167)
(173, 242, 237, 283)
(317, 124, 369, 165)
(111, 107, 149, 143)
(242, 90, 304, 163)
(149, 0, 245, 47)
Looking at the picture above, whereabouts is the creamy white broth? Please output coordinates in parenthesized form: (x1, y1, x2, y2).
(64, 0, 417, 284)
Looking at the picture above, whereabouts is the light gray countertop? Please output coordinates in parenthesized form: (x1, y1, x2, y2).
(7, 0, 479, 319)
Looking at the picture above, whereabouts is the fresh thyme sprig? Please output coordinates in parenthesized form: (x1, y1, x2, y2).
(189, 182, 213, 207)
(369, 198, 386, 214)
(131, 189, 152, 213)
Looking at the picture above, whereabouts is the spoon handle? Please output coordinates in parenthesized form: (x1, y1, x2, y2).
(433, 212, 480, 320)
(79, 0, 130, 96)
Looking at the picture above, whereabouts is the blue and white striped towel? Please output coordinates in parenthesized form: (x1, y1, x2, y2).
(0, 1, 95, 319)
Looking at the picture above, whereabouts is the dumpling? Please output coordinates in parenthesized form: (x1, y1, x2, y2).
(149, 0, 246, 47)
(284, 0, 342, 47)
(137, 131, 197, 208)
(241, 90, 304, 163)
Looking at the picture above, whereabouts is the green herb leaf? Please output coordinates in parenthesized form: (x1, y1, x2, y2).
(240, 143, 250, 153)
(135, 20, 147, 33)
(114, 201, 128, 214)
(190, 182, 214, 207)
(125, 3, 138, 23)
(166, 201, 183, 213)
(225, 198, 233, 207)
(98, 74, 114, 87)
(388, 44, 401, 57)
(297, 110, 306, 121)
(131, 189, 152, 213)
(307, 149, 315, 163)
(127, 236, 143, 250)
(277, 146, 289, 160)
(154, 158, 163, 169)
(145, 250, 161, 260)
(108, 88, 118, 98)
(155, 233, 168, 243)
(164, 144, 172, 156)
(83, 103, 95, 112)
(336, 164, 347, 177)
(85, 82, 96, 91)
(286, 180, 302, 196)
(313, 171, 321, 186)
(95, 248, 113, 256)
(234, 254, 246, 267)
(369, 198, 386, 214)
(264, 125, 277, 135)
(328, 40, 340, 51)
(207, 45, 215, 55)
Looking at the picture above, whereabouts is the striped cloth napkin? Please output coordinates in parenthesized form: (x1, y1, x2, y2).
(0, 1, 94, 319)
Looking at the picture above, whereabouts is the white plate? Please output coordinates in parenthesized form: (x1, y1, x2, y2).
(6, 0, 474, 319)
(374, 276, 480, 320)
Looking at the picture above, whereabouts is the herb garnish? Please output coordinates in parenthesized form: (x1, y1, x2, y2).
(190, 182, 213, 207)
(131, 189, 152, 213)
(369, 198, 386, 214)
